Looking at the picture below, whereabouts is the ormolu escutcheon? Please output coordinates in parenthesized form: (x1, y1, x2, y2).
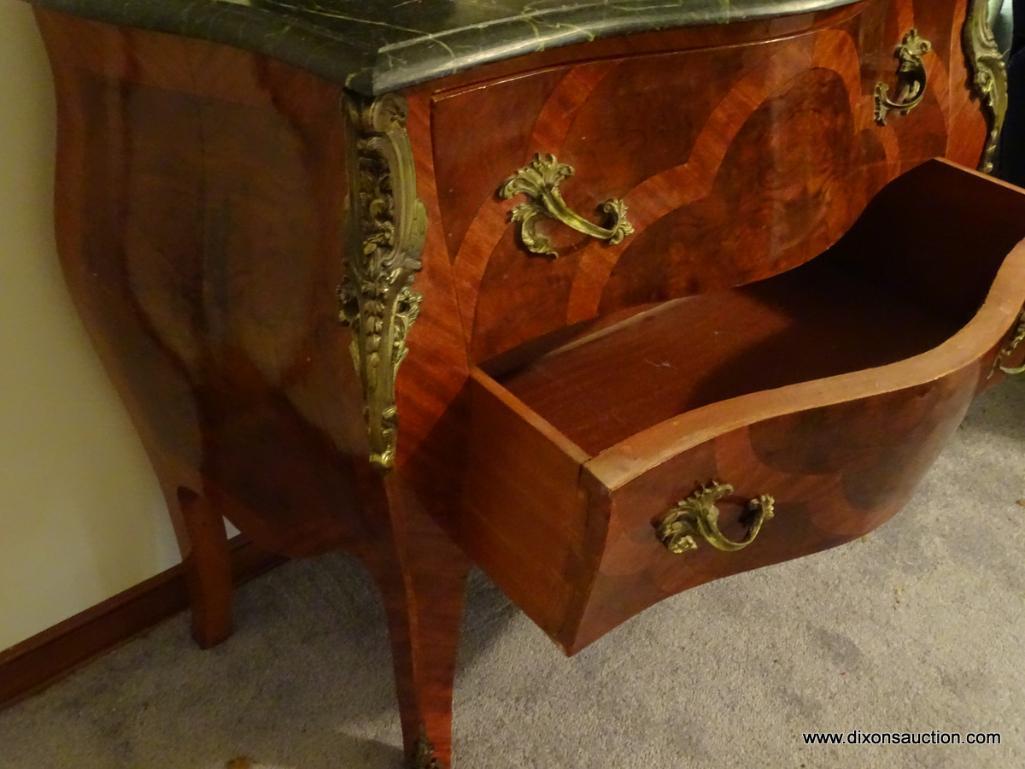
(498, 153, 634, 258)
(875, 29, 932, 125)
(656, 482, 775, 556)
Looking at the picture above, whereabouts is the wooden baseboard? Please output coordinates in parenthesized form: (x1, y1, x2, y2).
(0, 536, 283, 710)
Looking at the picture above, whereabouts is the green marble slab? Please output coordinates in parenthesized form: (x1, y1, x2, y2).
(31, 0, 862, 94)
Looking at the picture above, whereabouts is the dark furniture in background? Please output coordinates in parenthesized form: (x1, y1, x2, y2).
(26, 1, 1023, 766)
(1001, 0, 1025, 181)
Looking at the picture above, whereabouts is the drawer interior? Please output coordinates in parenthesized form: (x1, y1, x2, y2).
(491, 261, 960, 455)
(481, 160, 1025, 456)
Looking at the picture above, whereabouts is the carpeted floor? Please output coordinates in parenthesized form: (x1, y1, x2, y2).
(2, 381, 1024, 769)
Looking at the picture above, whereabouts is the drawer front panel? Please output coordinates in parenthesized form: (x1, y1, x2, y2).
(569, 366, 979, 652)
(455, 161, 1025, 654)
(431, 0, 988, 363)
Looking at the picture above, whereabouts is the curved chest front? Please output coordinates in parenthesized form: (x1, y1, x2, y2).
(29, 0, 1020, 765)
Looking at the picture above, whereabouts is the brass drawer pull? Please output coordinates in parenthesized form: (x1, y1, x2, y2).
(995, 310, 1025, 376)
(499, 153, 634, 258)
(656, 482, 775, 556)
(875, 29, 932, 125)
(873, 28, 930, 125)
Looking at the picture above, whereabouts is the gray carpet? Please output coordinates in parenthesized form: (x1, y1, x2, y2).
(2, 381, 1024, 769)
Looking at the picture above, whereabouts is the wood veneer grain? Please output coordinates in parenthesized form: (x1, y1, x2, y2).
(462, 161, 1025, 653)
(431, 0, 989, 364)
(30, 3, 1008, 763)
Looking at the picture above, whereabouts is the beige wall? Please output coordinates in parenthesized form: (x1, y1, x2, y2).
(0, 4, 182, 652)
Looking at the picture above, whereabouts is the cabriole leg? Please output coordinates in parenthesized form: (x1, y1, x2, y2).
(364, 479, 470, 769)
(172, 487, 233, 648)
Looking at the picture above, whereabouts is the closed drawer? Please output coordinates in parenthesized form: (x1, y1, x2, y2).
(456, 161, 1025, 653)
(432, 0, 990, 364)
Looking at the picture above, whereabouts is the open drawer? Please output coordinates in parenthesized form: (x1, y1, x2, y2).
(456, 160, 1025, 654)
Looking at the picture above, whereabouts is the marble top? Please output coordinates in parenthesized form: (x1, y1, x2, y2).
(33, 0, 862, 94)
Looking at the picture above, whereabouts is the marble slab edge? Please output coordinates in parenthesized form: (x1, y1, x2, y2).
(28, 0, 863, 96)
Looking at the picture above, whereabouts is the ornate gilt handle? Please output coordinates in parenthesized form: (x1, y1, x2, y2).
(994, 310, 1025, 376)
(656, 482, 775, 556)
(498, 153, 634, 258)
(875, 29, 932, 125)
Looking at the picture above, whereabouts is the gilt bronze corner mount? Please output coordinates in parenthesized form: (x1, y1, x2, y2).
(338, 93, 427, 473)
(964, 0, 1009, 174)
